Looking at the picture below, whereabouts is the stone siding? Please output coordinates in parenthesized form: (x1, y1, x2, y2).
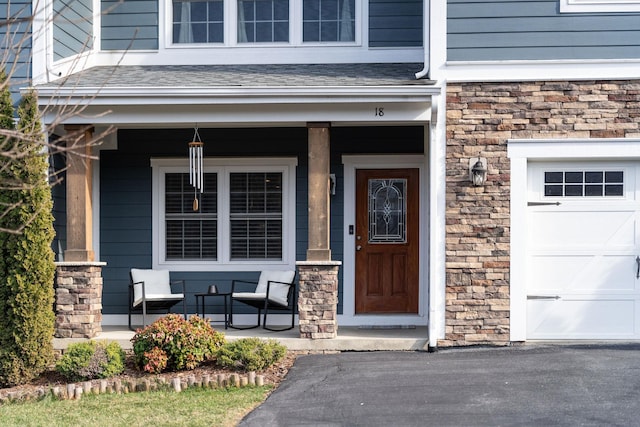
(55, 263, 104, 338)
(297, 262, 340, 339)
(443, 80, 640, 346)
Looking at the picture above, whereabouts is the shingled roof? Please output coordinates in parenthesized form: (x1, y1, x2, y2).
(42, 63, 433, 88)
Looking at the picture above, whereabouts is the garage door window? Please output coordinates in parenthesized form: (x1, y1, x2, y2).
(544, 171, 624, 197)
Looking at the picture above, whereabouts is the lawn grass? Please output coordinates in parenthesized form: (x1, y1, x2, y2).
(0, 385, 272, 427)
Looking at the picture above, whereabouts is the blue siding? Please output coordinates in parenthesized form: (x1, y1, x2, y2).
(99, 127, 424, 317)
(1, 0, 31, 105)
(369, 0, 423, 47)
(101, 0, 158, 50)
(448, 0, 640, 60)
(53, 0, 93, 61)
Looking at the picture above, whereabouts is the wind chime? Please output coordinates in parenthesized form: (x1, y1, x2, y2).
(188, 126, 204, 211)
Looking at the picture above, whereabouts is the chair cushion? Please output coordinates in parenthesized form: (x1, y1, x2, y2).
(232, 291, 288, 307)
(254, 270, 295, 305)
(133, 293, 185, 308)
(131, 269, 176, 307)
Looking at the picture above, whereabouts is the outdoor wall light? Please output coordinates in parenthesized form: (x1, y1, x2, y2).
(469, 157, 487, 186)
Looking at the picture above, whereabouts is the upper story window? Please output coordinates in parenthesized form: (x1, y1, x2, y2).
(560, 0, 640, 12)
(238, 0, 289, 43)
(173, 0, 224, 43)
(170, 0, 358, 45)
(303, 0, 355, 42)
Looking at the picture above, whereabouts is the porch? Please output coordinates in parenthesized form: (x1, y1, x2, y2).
(53, 325, 430, 352)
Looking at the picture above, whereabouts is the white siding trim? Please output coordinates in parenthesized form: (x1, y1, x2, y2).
(428, 92, 447, 346)
(560, 0, 640, 13)
(445, 59, 640, 83)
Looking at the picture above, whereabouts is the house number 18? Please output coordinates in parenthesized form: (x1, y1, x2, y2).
(374, 107, 385, 117)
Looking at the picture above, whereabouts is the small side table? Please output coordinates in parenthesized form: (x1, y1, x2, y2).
(195, 292, 231, 330)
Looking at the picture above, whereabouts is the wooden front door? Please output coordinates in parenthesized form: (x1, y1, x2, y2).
(355, 169, 419, 314)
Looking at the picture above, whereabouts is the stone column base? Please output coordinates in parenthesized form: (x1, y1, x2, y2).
(55, 262, 106, 338)
(296, 261, 341, 339)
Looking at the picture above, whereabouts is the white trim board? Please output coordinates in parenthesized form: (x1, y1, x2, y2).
(445, 59, 640, 83)
(560, 0, 640, 13)
(340, 154, 429, 327)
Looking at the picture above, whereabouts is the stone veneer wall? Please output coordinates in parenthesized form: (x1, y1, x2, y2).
(443, 80, 640, 347)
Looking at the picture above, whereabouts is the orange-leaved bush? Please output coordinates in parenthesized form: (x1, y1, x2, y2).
(131, 314, 225, 374)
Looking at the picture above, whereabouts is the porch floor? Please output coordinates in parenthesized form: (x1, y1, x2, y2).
(54, 325, 430, 352)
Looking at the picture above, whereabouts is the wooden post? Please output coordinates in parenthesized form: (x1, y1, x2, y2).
(63, 125, 94, 262)
(306, 122, 331, 261)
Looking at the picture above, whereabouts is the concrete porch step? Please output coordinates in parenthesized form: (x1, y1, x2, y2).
(53, 326, 430, 352)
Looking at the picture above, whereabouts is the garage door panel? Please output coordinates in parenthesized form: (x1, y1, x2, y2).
(527, 298, 636, 339)
(529, 210, 636, 250)
(530, 255, 637, 292)
(526, 161, 640, 340)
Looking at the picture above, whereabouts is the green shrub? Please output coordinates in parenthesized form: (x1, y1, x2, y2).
(216, 338, 286, 372)
(131, 314, 226, 374)
(56, 341, 126, 382)
(0, 83, 56, 387)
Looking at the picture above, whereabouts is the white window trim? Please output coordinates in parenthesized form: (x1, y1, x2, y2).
(165, 0, 361, 48)
(560, 0, 640, 13)
(151, 157, 297, 271)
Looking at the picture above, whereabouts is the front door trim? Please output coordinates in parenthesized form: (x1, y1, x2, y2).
(342, 155, 428, 326)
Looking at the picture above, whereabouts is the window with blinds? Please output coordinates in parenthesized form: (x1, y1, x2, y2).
(165, 173, 218, 260)
(229, 172, 283, 260)
(152, 157, 296, 270)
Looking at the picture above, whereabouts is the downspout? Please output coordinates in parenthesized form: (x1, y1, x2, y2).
(415, 0, 430, 79)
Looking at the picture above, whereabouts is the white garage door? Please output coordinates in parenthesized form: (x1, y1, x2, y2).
(527, 161, 640, 339)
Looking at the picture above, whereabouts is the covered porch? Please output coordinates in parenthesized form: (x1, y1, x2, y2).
(36, 63, 442, 344)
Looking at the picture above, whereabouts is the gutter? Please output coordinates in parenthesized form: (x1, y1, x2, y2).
(414, 0, 430, 80)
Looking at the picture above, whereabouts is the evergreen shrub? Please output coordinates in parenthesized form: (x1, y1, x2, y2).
(216, 338, 286, 372)
(0, 81, 56, 387)
(56, 341, 126, 381)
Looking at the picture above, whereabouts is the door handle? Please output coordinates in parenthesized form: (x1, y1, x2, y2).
(636, 256, 640, 279)
(527, 295, 561, 300)
(356, 245, 362, 251)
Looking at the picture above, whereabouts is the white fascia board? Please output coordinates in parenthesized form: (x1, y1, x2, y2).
(91, 48, 424, 67)
(39, 101, 433, 126)
(35, 85, 440, 106)
(445, 59, 640, 82)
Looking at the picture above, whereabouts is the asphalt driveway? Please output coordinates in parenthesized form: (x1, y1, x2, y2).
(239, 344, 640, 426)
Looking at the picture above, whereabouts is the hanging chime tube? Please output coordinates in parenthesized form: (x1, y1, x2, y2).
(189, 140, 204, 192)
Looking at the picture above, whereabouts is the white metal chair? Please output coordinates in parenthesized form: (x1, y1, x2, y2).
(229, 270, 297, 331)
(128, 268, 186, 331)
